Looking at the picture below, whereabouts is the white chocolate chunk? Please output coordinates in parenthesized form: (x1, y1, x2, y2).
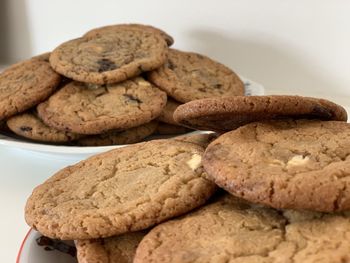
(286, 155, 310, 168)
(187, 154, 202, 170)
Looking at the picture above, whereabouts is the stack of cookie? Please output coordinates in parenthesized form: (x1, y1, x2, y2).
(0, 23, 245, 146)
(25, 94, 350, 262)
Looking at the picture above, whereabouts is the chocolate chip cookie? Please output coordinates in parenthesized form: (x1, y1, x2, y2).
(0, 58, 61, 121)
(77, 121, 158, 146)
(6, 111, 81, 143)
(135, 194, 350, 263)
(83, 23, 174, 46)
(174, 95, 348, 132)
(25, 140, 216, 239)
(147, 49, 244, 103)
(37, 77, 167, 134)
(50, 28, 168, 84)
(203, 119, 350, 212)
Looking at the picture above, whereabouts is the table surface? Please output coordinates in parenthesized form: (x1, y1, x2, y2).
(0, 146, 84, 262)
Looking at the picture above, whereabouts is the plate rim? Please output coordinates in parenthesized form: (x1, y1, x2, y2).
(16, 228, 33, 263)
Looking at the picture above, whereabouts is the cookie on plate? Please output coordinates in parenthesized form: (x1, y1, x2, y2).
(50, 27, 168, 84)
(157, 98, 181, 125)
(156, 122, 191, 135)
(25, 140, 216, 239)
(76, 121, 158, 146)
(7, 111, 81, 143)
(0, 58, 61, 121)
(83, 23, 174, 46)
(76, 231, 145, 263)
(147, 49, 244, 103)
(135, 194, 350, 263)
(203, 119, 350, 212)
(174, 95, 348, 132)
(37, 77, 167, 135)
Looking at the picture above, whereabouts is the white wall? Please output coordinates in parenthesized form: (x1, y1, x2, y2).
(4, 0, 350, 106)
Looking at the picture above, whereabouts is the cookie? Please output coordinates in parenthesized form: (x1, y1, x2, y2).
(0, 58, 61, 121)
(50, 28, 168, 84)
(174, 132, 218, 148)
(6, 111, 81, 143)
(76, 231, 145, 263)
(31, 52, 51, 62)
(147, 49, 244, 103)
(174, 96, 348, 132)
(83, 23, 174, 46)
(134, 194, 350, 263)
(157, 98, 181, 125)
(37, 77, 167, 135)
(25, 140, 216, 239)
(76, 121, 158, 146)
(156, 122, 191, 135)
(203, 119, 350, 212)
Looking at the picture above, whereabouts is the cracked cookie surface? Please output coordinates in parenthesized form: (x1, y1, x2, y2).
(37, 77, 167, 134)
(83, 23, 174, 46)
(147, 49, 244, 103)
(135, 194, 350, 263)
(50, 28, 168, 84)
(76, 121, 158, 146)
(0, 58, 61, 121)
(25, 140, 216, 239)
(76, 231, 145, 263)
(7, 111, 81, 143)
(173, 96, 348, 132)
(203, 120, 350, 212)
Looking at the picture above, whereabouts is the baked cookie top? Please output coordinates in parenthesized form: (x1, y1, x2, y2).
(25, 140, 216, 239)
(157, 98, 181, 125)
(147, 49, 244, 103)
(0, 58, 61, 121)
(83, 23, 174, 46)
(6, 111, 81, 143)
(135, 194, 350, 263)
(37, 77, 167, 134)
(173, 95, 348, 132)
(76, 121, 158, 146)
(50, 28, 168, 84)
(203, 120, 350, 212)
(76, 231, 145, 263)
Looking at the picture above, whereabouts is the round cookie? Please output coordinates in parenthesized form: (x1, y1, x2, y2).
(156, 122, 191, 135)
(203, 119, 350, 212)
(147, 49, 244, 103)
(134, 194, 350, 263)
(174, 96, 348, 132)
(37, 77, 167, 135)
(25, 140, 216, 239)
(0, 58, 61, 121)
(157, 98, 181, 125)
(83, 23, 174, 46)
(50, 28, 168, 84)
(6, 111, 81, 143)
(77, 121, 158, 146)
(76, 231, 145, 263)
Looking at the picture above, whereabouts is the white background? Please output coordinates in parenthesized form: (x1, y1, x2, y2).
(1, 0, 350, 105)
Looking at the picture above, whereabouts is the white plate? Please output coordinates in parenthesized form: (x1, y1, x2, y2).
(0, 77, 264, 157)
(17, 229, 77, 263)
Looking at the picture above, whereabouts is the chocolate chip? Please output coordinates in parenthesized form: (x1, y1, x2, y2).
(167, 60, 177, 70)
(97, 59, 118, 72)
(311, 105, 333, 119)
(20, 126, 32, 132)
(36, 236, 76, 257)
(123, 94, 142, 104)
(214, 84, 222, 89)
(198, 88, 207, 92)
